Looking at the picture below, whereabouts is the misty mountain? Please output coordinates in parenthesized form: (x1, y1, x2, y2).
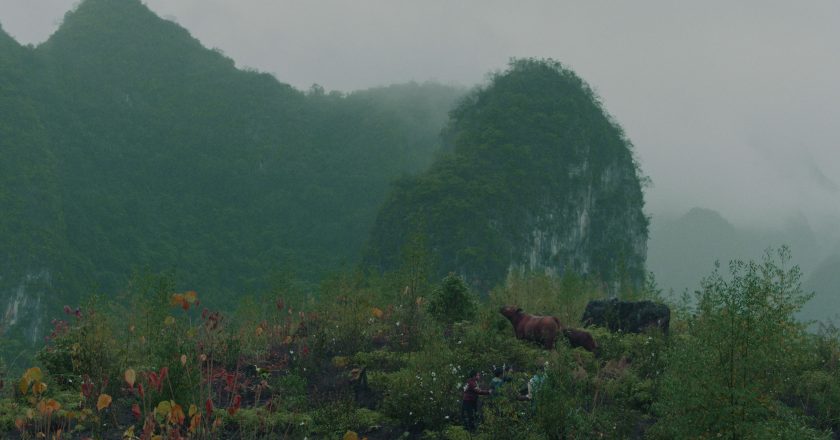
(801, 254, 840, 323)
(365, 59, 648, 292)
(0, 0, 464, 347)
(648, 207, 827, 300)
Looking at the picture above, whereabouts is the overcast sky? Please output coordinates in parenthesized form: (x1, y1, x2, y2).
(2, 0, 839, 235)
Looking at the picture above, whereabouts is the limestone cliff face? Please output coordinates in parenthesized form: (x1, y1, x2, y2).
(0, 271, 50, 345)
(513, 157, 648, 292)
(365, 59, 649, 292)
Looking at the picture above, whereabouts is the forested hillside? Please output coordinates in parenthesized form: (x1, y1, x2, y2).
(365, 59, 649, 293)
(0, 0, 464, 349)
(3, 1, 840, 438)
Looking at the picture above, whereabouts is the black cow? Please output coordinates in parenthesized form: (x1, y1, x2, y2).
(581, 299, 670, 334)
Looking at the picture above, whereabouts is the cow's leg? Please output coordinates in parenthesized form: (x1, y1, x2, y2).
(544, 325, 557, 349)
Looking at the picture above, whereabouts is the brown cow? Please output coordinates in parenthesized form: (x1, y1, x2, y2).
(500, 305, 562, 349)
(562, 328, 598, 353)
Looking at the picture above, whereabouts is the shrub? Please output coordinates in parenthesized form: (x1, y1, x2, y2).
(428, 273, 476, 326)
(650, 248, 814, 438)
(373, 347, 464, 432)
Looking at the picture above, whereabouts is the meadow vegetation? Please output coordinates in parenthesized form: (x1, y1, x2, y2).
(1, 247, 838, 439)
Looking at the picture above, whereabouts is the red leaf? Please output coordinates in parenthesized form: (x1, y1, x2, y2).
(205, 398, 214, 415)
(131, 404, 141, 420)
(227, 395, 241, 416)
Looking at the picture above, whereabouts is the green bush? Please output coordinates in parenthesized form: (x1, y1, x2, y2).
(651, 248, 815, 438)
(428, 273, 477, 326)
(373, 347, 464, 432)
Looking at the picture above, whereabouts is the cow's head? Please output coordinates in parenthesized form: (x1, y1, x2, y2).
(499, 305, 523, 320)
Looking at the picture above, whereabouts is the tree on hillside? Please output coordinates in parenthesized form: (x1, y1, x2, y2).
(428, 273, 477, 326)
(651, 247, 824, 439)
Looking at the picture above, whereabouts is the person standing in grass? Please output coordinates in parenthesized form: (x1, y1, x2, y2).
(490, 367, 506, 395)
(525, 361, 548, 414)
(461, 370, 490, 431)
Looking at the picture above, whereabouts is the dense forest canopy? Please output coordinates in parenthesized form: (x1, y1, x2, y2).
(0, 0, 464, 341)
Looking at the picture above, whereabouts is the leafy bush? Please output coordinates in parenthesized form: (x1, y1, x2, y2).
(651, 248, 814, 438)
(428, 273, 477, 326)
(373, 347, 464, 432)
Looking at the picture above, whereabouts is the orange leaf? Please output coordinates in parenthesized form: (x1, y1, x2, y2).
(227, 395, 241, 416)
(96, 394, 112, 411)
(124, 368, 136, 387)
(24, 367, 43, 382)
(371, 308, 383, 319)
(189, 413, 201, 433)
(19, 378, 29, 395)
(45, 399, 61, 413)
(343, 431, 359, 440)
(37, 399, 60, 415)
(170, 293, 185, 307)
(14, 418, 25, 431)
(184, 291, 198, 303)
(19, 367, 43, 395)
(33, 381, 47, 395)
(169, 403, 185, 425)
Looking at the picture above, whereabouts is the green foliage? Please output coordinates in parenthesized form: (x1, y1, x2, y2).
(790, 322, 840, 435)
(36, 297, 121, 394)
(428, 273, 477, 325)
(651, 247, 815, 438)
(308, 400, 390, 437)
(373, 345, 464, 432)
(476, 387, 543, 440)
(221, 407, 313, 437)
(4, 262, 840, 438)
(1, 0, 465, 353)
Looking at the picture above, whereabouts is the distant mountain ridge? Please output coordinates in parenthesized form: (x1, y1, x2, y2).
(0, 0, 464, 350)
(801, 254, 840, 323)
(648, 207, 839, 322)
